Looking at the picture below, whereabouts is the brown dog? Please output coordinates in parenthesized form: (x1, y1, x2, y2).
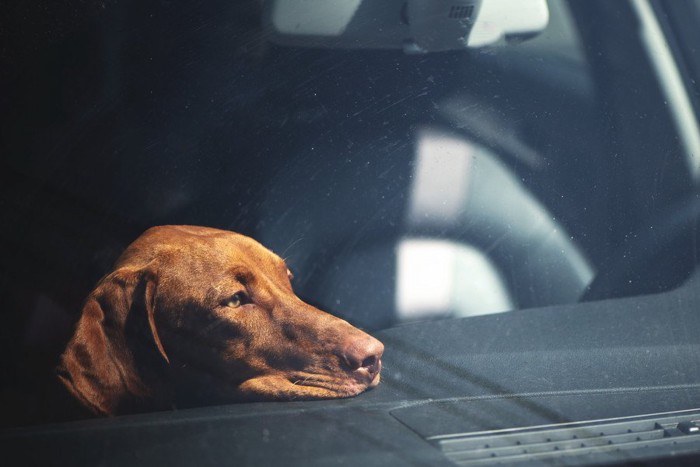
(56, 225, 383, 417)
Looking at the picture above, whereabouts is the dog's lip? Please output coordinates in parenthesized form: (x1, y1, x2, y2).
(286, 360, 382, 396)
(288, 377, 367, 397)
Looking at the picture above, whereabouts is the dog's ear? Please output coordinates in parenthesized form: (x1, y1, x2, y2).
(57, 266, 168, 416)
(143, 274, 170, 364)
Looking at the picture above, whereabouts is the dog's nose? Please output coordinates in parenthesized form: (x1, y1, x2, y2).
(341, 335, 384, 377)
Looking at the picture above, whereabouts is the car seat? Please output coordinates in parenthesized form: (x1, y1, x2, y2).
(257, 125, 593, 330)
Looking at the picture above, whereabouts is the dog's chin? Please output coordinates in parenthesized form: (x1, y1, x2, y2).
(237, 371, 381, 401)
(291, 375, 381, 399)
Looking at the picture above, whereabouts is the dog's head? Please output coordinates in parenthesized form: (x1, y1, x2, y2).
(57, 225, 383, 416)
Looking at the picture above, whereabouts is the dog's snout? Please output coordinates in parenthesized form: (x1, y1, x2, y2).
(341, 335, 384, 376)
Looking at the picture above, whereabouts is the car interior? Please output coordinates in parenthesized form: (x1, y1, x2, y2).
(2, 0, 700, 465)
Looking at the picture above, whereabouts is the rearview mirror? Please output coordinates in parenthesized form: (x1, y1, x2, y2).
(264, 0, 549, 53)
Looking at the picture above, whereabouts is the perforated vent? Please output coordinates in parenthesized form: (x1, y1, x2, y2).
(431, 410, 700, 465)
(448, 5, 474, 19)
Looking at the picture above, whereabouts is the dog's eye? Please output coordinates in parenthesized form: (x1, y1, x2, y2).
(224, 292, 248, 309)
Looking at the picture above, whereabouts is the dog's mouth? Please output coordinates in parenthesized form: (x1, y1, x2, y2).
(287, 358, 382, 398)
(256, 341, 383, 400)
(235, 357, 383, 401)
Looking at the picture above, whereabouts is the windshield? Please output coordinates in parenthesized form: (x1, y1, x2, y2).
(2, 0, 700, 456)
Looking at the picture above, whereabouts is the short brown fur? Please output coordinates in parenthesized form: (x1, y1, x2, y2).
(57, 225, 383, 417)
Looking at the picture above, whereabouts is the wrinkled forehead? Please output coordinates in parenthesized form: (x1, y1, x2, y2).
(210, 231, 285, 272)
(119, 226, 286, 279)
(174, 230, 285, 274)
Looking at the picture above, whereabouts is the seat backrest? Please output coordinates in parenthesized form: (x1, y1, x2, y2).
(257, 125, 593, 330)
